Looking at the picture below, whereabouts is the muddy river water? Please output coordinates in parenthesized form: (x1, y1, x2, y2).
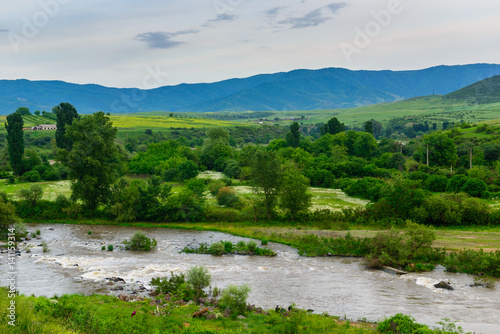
(1, 223, 499, 333)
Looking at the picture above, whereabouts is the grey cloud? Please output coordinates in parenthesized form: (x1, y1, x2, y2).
(135, 29, 199, 49)
(203, 14, 237, 27)
(278, 2, 347, 29)
(265, 7, 285, 16)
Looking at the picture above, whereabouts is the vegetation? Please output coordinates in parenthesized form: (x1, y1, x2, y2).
(122, 231, 158, 251)
(182, 240, 277, 257)
(219, 284, 251, 316)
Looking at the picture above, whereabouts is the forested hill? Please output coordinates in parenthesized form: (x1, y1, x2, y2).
(443, 75, 500, 104)
(1, 63, 500, 115)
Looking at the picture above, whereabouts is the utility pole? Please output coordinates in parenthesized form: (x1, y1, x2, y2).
(426, 144, 429, 166)
(470, 148, 473, 169)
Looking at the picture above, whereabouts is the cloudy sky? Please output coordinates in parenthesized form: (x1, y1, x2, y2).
(0, 0, 499, 88)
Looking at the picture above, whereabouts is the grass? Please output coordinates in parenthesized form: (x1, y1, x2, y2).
(0, 179, 72, 201)
(108, 114, 241, 129)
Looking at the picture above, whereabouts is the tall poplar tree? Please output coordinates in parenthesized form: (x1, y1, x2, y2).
(54, 102, 79, 151)
(5, 113, 24, 176)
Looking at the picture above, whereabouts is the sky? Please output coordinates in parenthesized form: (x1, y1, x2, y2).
(0, 0, 499, 88)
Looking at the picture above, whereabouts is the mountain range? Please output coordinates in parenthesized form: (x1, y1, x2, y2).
(1, 63, 500, 115)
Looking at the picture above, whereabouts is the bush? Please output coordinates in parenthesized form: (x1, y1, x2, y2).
(425, 175, 448, 192)
(446, 174, 469, 193)
(377, 314, 430, 333)
(122, 231, 158, 251)
(107, 244, 114, 251)
(208, 179, 225, 196)
(55, 194, 71, 209)
(219, 284, 251, 316)
(247, 241, 257, 253)
(369, 221, 444, 270)
(18, 185, 43, 207)
(461, 178, 488, 198)
(151, 272, 194, 300)
(209, 242, 225, 255)
(187, 266, 211, 303)
(14, 222, 28, 240)
(21, 170, 41, 183)
(216, 187, 239, 207)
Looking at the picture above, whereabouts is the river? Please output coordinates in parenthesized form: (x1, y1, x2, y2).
(1, 223, 499, 333)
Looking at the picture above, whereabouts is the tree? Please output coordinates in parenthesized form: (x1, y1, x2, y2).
(0, 193, 20, 238)
(15, 107, 31, 116)
(201, 127, 233, 170)
(286, 122, 300, 148)
(422, 133, 458, 167)
(178, 160, 199, 181)
(60, 112, 123, 211)
(187, 266, 211, 304)
(5, 112, 25, 176)
(364, 121, 373, 134)
(19, 185, 43, 208)
(34, 110, 40, 116)
(54, 102, 79, 151)
(321, 117, 345, 136)
(279, 163, 311, 220)
(251, 149, 282, 220)
(354, 132, 378, 158)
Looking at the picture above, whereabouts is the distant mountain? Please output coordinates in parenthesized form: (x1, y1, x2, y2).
(1, 64, 500, 115)
(444, 75, 500, 104)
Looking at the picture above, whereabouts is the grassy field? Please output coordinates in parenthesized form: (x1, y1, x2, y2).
(0, 179, 71, 201)
(108, 114, 241, 129)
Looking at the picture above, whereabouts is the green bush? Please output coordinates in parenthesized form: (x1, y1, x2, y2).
(151, 272, 194, 300)
(21, 170, 41, 183)
(208, 179, 225, 196)
(216, 187, 239, 207)
(446, 174, 469, 193)
(123, 231, 158, 251)
(425, 175, 449, 192)
(461, 178, 488, 198)
(377, 314, 431, 333)
(444, 249, 500, 277)
(107, 244, 114, 251)
(209, 242, 225, 255)
(369, 221, 444, 270)
(219, 284, 251, 316)
(247, 241, 257, 252)
(187, 266, 211, 303)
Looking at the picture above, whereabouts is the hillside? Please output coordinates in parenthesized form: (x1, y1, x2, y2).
(444, 75, 500, 104)
(1, 63, 500, 115)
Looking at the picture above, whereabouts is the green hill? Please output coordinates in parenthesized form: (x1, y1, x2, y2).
(444, 75, 500, 104)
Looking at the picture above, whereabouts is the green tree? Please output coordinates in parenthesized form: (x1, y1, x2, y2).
(15, 107, 31, 116)
(286, 122, 301, 148)
(5, 113, 25, 176)
(54, 102, 79, 151)
(364, 121, 373, 134)
(60, 112, 123, 211)
(321, 117, 345, 135)
(178, 160, 199, 181)
(34, 110, 40, 116)
(279, 163, 311, 220)
(422, 133, 458, 167)
(0, 193, 20, 237)
(354, 132, 378, 158)
(200, 127, 233, 170)
(251, 149, 282, 220)
(19, 185, 43, 208)
(187, 266, 211, 304)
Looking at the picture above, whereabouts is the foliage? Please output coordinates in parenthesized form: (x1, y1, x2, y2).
(251, 149, 282, 220)
(286, 122, 301, 148)
(216, 186, 239, 207)
(107, 244, 114, 251)
(54, 102, 79, 151)
(279, 163, 312, 220)
(219, 284, 251, 316)
(187, 265, 211, 303)
(377, 314, 431, 333)
(122, 231, 158, 251)
(178, 160, 199, 181)
(209, 242, 225, 255)
(0, 194, 20, 237)
(461, 178, 488, 198)
(5, 112, 24, 176)
(151, 272, 195, 301)
(444, 249, 500, 277)
(183, 240, 276, 256)
(60, 112, 124, 211)
(186, 178, 206, 198)
(369, 221, 444, 270)
(425, 175, 449, 192)
(321, 117, 345, 135)
(19, 184, 43, 208)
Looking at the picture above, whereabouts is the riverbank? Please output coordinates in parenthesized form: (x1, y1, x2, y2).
(0, 287, 472, 334)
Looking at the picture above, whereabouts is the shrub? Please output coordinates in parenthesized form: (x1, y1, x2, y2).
(107, 244, 114, 251)
(123, 231, 158, 251)
(247, 241, 257, 253)
(101, 245, 105, 250)
(21, 170, 41, 183)
(369, 221, 444, 270)
(461, 178, 488, 198)
(55, 194, 71, 209)
(208, 179, 225, 196)
(187, 266, 211, 303)
(209, 242, 225, 255)
(219, 284, 251, 316)
(425, 174, 448, 192)
(377, 314, 430, 333)
(19, 185, 43, 207)
(216, 187, 239, 207)
(41, 240, 49, 253)
(261, 239, 268, 246)
(14, 222, 28, 240)
(151, 272, 192, 299)
(446, 174, 469, 193)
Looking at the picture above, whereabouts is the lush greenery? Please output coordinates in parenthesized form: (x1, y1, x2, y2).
(122, 231, 158, 251)
(182, 240, 277, 257)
